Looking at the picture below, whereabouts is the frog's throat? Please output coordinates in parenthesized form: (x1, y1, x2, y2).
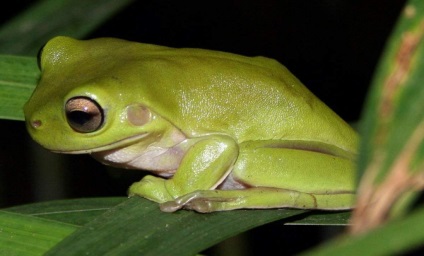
(51, 133, 149, 154)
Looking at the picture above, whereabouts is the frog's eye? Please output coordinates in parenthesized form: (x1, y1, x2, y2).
(65, 97, 104, 133)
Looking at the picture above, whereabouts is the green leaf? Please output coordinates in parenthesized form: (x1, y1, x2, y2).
(350, 0, 424, 232)
(302, 204, 424, 256)
(45, 197, 305, 255)
(0, 0, 135, 55)
(5, 197, 126, 226)
(0, 55, 38, 120)
(5, 197, 351, 226)
(0, 211, 77, 256)
(357, 0, 424, 183)
(2, 197, 350, 255)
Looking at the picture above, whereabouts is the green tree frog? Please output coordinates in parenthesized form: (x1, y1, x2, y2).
(24, 36, 358, 213)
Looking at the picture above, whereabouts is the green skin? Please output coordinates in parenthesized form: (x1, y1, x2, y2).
(24, 36, 358, 213)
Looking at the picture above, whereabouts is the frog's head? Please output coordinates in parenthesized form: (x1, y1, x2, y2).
(24, 36, 176, 153)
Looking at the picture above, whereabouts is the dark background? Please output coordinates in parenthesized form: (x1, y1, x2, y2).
(0, 0, 409, 255)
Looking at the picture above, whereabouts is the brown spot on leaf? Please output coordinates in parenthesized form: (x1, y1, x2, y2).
(380, 22, 424, 119)
(404, 5, 416, 18)
(350, 121, 424, 234)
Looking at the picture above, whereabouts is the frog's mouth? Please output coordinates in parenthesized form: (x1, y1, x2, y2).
(51, 133, 150, 154)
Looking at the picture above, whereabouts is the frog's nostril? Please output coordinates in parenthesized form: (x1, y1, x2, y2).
(31, 120, 42, 129)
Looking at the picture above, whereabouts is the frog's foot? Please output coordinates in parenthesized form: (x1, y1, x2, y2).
(160, 190, 238, 213)
(159, 188, 309, 213)
(128, 175, 173, 203)
(160, 188, 355, 213)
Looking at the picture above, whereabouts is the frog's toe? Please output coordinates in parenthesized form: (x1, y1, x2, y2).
(159, 201, 184, 212)
(184, 199, 215, 213)
(159, 197, 215, 213)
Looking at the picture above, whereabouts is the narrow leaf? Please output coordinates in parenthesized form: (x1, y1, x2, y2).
(0, 55, 38, 120)
(350, 0, 424, 233)
(0, 211, 77, 256)
(5, 197, 126, 226)
(0, 0, 135, 55)
(303, 204, 424, 256)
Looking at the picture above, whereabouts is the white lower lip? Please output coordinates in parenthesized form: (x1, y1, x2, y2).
(52, 133, 149, 154)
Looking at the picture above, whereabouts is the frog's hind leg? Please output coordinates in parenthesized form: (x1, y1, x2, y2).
(159, 141, 357, 213)
(160, 188, 355, 213)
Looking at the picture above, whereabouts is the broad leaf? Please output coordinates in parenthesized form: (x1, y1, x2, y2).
(45, 197, 347, 255)
(2, 197, 351, 255)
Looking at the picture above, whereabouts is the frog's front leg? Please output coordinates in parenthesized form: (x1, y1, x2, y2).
(128, 175, 173, 203)
(129, 135, 238, 203)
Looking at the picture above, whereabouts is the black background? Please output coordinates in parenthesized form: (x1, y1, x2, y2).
(0, 0, 410, 255)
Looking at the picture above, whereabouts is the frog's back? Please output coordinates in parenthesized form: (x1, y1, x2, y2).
(123, 42, 357, 155)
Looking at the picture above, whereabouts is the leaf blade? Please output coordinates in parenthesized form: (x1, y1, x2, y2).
(0, 55, 38, 120)
(42, 197, 350, 255)
(5, 197, 126, 226)
(303, 205, 424, 256)
(0, 0, 135, 55)
(0, 211, 77, 256)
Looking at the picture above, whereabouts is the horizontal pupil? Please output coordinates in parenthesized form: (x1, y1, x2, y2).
(68, 111, 95, 126)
